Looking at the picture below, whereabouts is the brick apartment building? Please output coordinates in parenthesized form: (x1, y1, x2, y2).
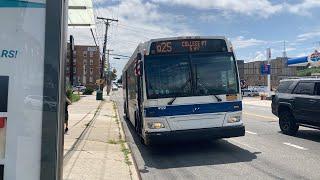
(237, 57, 305, 89)
(66, 45, 101, 89)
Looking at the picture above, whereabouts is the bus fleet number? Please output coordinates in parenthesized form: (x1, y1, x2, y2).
(156, 42, 172, 53)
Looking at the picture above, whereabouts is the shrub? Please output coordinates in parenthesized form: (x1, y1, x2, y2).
(66, 87, 73, 99)
(70, 94, 80, 102)
(83, 87, 94, 95)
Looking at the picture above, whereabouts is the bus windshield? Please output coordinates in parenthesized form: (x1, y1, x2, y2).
(145, 53, 239, 99)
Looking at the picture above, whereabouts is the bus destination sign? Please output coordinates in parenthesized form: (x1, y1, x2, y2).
(150, 39, 228, 55)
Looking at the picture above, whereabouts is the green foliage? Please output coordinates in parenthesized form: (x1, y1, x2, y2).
(83, 87, 94, 95)
(297, 67, 320, 76)
(66, 85, 73, 99)
(70, 94, 80, 102)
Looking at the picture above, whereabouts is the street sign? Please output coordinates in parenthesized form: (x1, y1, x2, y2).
(261, 64, 271, 75)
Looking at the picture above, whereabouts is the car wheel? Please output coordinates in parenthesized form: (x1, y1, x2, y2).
(279, 111, 299, 135)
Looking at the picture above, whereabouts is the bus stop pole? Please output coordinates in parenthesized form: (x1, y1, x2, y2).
(40, 0, 67, 179)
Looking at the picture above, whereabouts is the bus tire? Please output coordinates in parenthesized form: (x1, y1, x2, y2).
(134, 111, 139, 133)
(140, 136, 150, 146)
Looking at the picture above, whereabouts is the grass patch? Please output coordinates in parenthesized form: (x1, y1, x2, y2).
(107, 139, 126, 144)
(107, 140, 118, 144)
(121, 143, 132, 166)
(111, 101, 132, 166)
(70, 93, 80, 102)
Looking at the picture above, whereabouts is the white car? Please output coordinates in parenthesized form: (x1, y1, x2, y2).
(73, 85, 86, 92)
(242, 89, 259, 97)
(112, 84, 118, 91)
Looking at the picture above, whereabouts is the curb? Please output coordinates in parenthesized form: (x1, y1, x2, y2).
(113, 101, 142, 180)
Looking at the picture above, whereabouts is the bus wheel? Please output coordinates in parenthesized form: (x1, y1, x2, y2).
(140, 136, 150, 146)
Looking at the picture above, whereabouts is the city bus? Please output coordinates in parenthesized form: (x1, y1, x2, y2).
(122, 36, 245, 145)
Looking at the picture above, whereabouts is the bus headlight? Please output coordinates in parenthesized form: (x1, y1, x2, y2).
(147, 122, 165, 129)
(228, 116, 241, 123)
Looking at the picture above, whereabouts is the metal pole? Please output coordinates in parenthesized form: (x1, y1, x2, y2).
(69, 35, 74, 86)
(267, 48, 271, 95)
(97, 17, 118, 93)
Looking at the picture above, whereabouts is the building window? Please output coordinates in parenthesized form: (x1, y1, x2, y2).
(73, 67, 76, 74)
(73, 58, 76, 65)
(73, 51, 76, 55)
(90, 59, 93, 65)
(66, 58, 69, 63)
(90, 51, 93, 57)
(84, 59, 87, 65)
(90, 68, 93, 75)
(66, 67, 70, 73)
(83, 51, 87, 57)
(89, 76, 93, 83)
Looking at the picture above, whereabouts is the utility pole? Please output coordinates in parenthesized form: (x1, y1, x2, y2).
(283, 40, 287, 58)
(97, 17, 118, 94)
(106, 49, 113, 95)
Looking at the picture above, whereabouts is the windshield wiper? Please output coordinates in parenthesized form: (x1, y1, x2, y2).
(212, 95, 222, 102)
(167, 97, 177, 105)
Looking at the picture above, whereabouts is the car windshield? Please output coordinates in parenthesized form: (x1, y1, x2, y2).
(145, 53, 239, 99)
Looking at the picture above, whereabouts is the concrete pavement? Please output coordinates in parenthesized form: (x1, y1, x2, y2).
(63, 94, 139, 180)
(242, 97, 271, 107)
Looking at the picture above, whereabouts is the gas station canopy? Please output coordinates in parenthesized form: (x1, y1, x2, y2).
(287, 56, 308, 67)
(288, 50, 320, 67)
(68, 0, 95, 28)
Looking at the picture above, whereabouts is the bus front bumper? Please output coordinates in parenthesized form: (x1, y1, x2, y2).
(144, 125, 245, 144)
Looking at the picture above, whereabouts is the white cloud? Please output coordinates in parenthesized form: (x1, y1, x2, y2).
(286, 0, 320, 16)
(232, 36, 266, 49)
(68, 0, 197, 74)
(297, 31, 320, 41)
(152, 0, 283, 17)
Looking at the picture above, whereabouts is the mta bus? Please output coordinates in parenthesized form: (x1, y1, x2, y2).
(122, 36, 245, 145)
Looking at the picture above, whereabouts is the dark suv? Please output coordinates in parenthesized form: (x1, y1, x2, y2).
(272, 78, 320, 135)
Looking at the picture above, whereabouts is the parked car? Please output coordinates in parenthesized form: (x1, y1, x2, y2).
(112, 84, 118, 91)
(272, 78, 320, 135)
(73, 85, 86, 92)
(241, 89, 259, 97)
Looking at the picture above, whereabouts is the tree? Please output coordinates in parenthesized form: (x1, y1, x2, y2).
(297, 67, 320, 76)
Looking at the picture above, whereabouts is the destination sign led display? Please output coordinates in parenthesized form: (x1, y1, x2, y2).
(150, 39, 228, 55)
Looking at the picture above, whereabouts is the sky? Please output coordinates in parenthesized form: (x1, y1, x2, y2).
(68, 0, 320, 75)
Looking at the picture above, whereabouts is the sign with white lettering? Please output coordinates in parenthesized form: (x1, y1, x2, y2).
(0, 1, 46, 179)
(150, 39, 228, 55)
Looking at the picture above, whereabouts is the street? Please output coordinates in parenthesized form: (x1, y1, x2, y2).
(112, 89, 320, 180)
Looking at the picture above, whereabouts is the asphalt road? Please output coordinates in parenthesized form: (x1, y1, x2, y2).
(112, 89, 320, 180)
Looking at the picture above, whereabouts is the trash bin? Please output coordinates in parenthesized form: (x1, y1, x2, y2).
(96, 90, 103, 100)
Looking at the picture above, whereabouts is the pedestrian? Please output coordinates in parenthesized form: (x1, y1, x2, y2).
(65, 95, 72, 133)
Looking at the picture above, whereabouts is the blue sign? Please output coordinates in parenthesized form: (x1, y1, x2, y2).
(261, 64, 270, 75)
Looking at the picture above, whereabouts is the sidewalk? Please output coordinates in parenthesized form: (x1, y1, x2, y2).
(242, 97, 272, 107)
(63, 94, 138, 180)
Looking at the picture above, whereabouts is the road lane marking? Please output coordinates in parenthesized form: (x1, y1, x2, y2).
(243, 112, 278, 121)
(246, 130, 257, 135)
(283, 142, 308, 150)
(229, 139, 261, 152)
